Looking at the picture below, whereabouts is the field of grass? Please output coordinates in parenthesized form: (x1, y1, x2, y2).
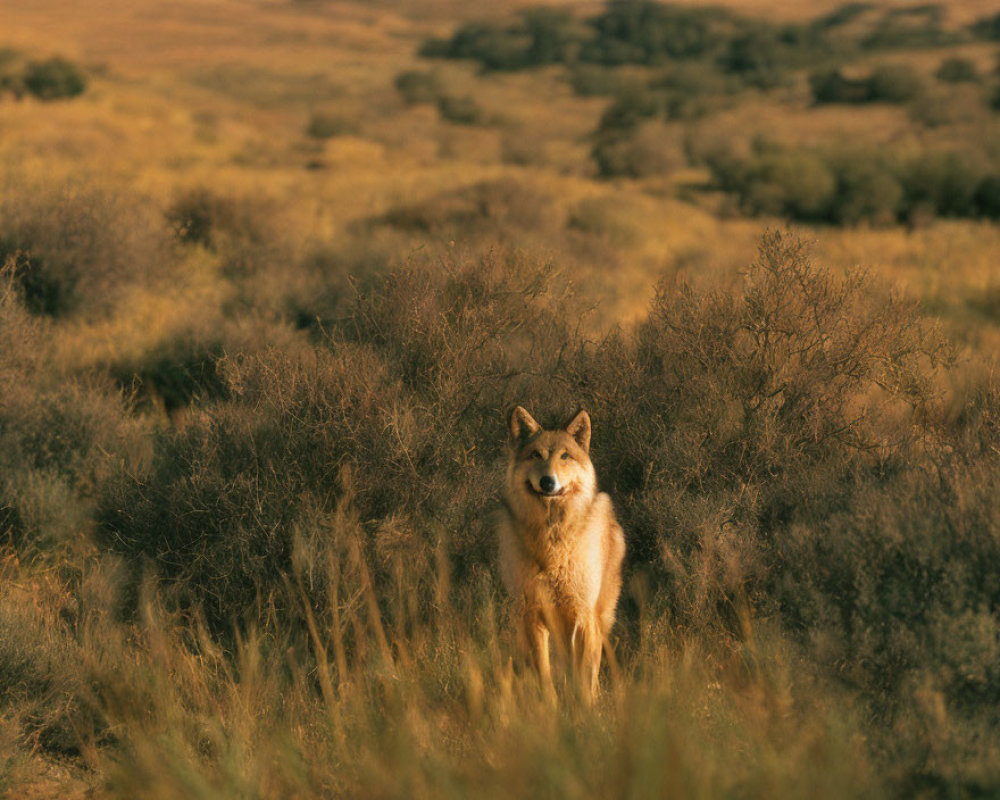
(1, 0, 1000, 797)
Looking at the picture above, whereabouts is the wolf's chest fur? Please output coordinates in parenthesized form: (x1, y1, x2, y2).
(499, 493, 611, 610)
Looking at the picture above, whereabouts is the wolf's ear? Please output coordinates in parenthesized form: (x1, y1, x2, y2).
(565, 409, 591, 453)
(509, 406, 540, 443)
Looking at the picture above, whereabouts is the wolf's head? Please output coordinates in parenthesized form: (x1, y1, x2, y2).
(505, 406, 597, 502)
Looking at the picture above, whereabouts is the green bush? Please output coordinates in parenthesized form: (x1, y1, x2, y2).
(737, 151, 837, 219)
(592, 123, 683, 179)
(898, 149, 986, 220)
(705, 143, 1000, 226)
(974, 175, 1000, 218)
(22, 57, 86, 101)
(971, 11, 1000, 40)
(585, 2, 748, 64)
(596, 87, 661, 133)
(653, 63, 738, 119)
(567, 64, 632, 97)
(305, 111, 357, 139)
(828, 150, 903, 225)
(809, 68, 871, 104)
(716, 29, 794, 89)
(866, 63, 925, 103)
(394, 69, 442, 105)
(935, 56, 979, 83)
(810, 65, 925, 105)
(861, 5, 954, 49)
(425, 21, 533, 71)
(435, 94, 485, 125)
(378, 178, 557, 235)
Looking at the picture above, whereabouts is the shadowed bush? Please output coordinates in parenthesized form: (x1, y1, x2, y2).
(810, 64, 926, 105)
(305, 110, 357, 139)
(394, 69, 442, 105)
(935, 56, 979, 83)
(0, 262, 131, 553)
(0, 183, 170, 316)
(435, 93, 485, 125)
(378, 178, 559, 236)
(22, 57, 86, 101)
(97, 252, 577, 626)
(708, 143, 1000, 225)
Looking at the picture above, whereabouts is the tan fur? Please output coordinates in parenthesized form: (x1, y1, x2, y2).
(496, 406, 625, 703)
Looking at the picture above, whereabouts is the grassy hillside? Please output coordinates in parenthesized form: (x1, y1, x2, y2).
(1, 1, 999, 797)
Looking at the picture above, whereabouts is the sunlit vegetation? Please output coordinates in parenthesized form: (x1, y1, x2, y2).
(2, 0, 1000, 797)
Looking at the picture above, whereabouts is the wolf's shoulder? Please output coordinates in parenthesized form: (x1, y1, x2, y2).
(591, 491, 618, 519)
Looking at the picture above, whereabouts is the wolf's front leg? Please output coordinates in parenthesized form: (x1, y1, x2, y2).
(525, 615, 555, 700)
(571, 614, 602, 705)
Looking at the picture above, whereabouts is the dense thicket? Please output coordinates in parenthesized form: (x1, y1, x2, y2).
(4, 230, 1000, 793)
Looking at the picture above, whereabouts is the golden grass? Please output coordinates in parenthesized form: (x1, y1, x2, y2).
(2, 0, 1000, 794)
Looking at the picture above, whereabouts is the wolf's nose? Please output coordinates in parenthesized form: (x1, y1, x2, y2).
(539, 475, 556, 493)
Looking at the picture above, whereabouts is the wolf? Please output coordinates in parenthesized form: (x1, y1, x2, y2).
(496, 406, 625, 702)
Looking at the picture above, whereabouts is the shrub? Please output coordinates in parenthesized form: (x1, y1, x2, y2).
(592, 123, 684, 179)
(861, 5, 954, 49)
(974, 175, 1000, 218)
(378, 178, 558, 235)
(971, 12, 1000, 40)
(828, 151, 903, 225)
(166, 187, 273, 249)
(898, 149, 987, 220)
(708, 146, 906, 225)
(520, 7, 581, 66)
(109, 332, 230, 416)
(435, 94, 484, 125)
(305, 111, 357, 139)
(97, 252, 578, 625)
(500, 130, 548, 166)
(427, 22, 533, 71)
(596, 87, 661, 133)
(809, 68, 871, 104)
(737, 151, 837, 219)
(652, 63, 738, 119)
(0, 263, 130, 552)
(567, 64, 631, 97)
(563, 233, 953, 633)
(394, 70, 442, 105)
(810, 65, 925, 105)
(935, 56, 979, 83)
(0, 183, 169, 316)
(21, 57, 86, 101)
(716, 29, 793, 89)
(866, 63, 925, 103)
(567, 195, 642, 245)
(585, 2, 746, 64)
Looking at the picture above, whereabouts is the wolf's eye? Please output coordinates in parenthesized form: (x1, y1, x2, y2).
(560, 452, 571, 461)
(529, 451, 543, 460)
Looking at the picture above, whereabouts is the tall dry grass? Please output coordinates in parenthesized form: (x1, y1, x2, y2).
(3, 233, 999, 797)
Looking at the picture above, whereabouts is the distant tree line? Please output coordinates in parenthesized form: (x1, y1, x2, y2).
(705, 143, 1000, 226)
(419, 1, 990, 80)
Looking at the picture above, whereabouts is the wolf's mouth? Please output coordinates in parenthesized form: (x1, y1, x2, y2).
(526, 481, 567, 498)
